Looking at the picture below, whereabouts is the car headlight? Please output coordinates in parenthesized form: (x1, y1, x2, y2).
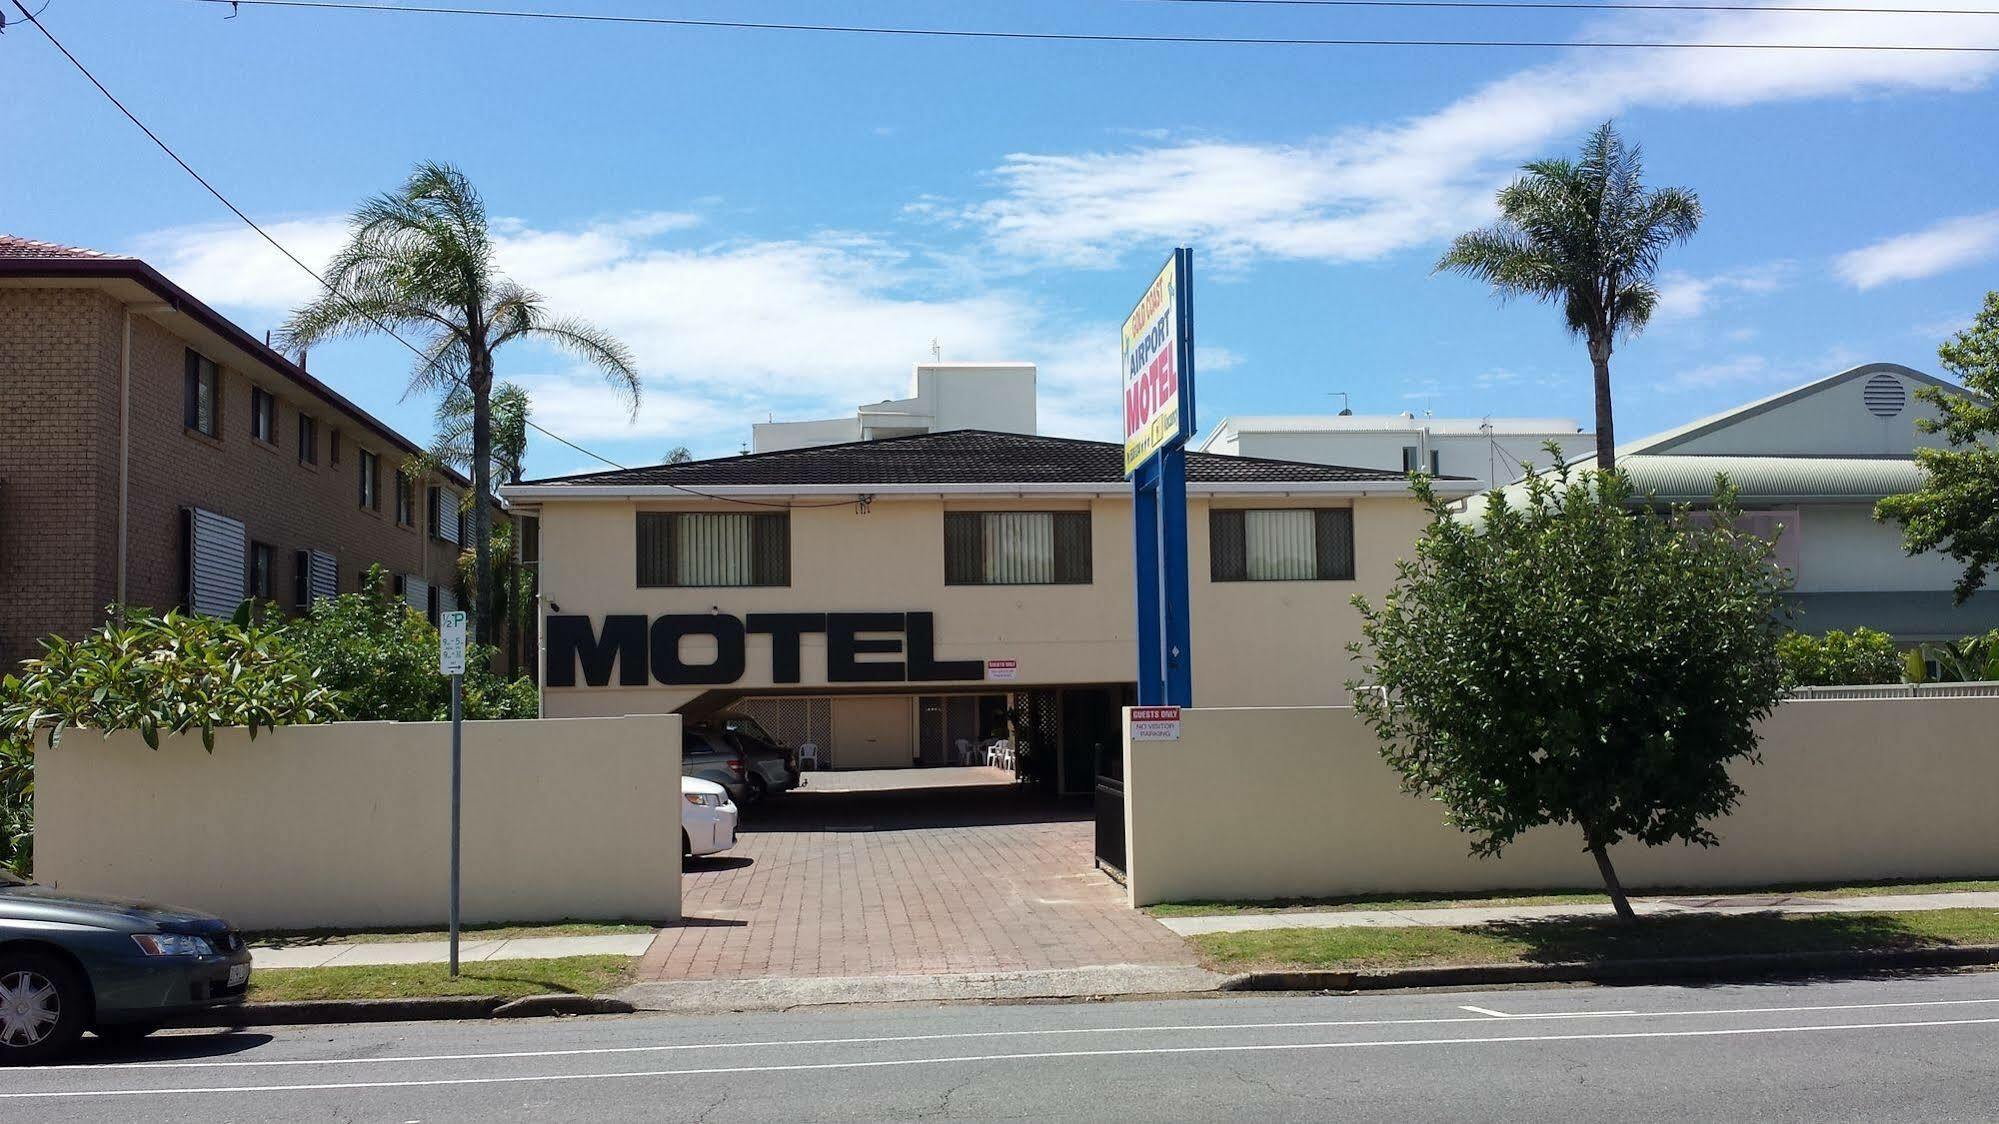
(683, 791, 726, 807)
(132, 933, 214, 957)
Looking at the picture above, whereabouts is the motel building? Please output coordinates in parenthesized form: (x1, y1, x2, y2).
(503, 430, 1477, 795)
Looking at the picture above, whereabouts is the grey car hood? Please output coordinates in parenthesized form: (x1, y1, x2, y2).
(0, 883, 229, 932)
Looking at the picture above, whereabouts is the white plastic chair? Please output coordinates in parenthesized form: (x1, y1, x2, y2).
(797, 742, 819, 771)
(955, 738, 974, 766)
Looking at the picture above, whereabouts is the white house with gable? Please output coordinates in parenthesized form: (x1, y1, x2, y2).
(1491, 362, 1992, 642)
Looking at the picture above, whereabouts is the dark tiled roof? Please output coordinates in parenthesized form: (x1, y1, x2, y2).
(522, 430, 1427, 488)
(0, 235, 112, 260)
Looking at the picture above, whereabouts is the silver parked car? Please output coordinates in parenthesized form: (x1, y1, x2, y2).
(681, 729, 751, 806)
(692, 723, 799, 805)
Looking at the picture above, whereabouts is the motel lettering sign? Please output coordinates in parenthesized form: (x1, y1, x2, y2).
(1122, 253, 1187, 477)
(545, 611, 989, 688)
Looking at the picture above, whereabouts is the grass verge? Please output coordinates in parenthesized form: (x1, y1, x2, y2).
(1148, 877, 1999, 918)
(247, 921, 657, 948)
(248, 955, 637, 1002)
(1190, 908, 1999, 973)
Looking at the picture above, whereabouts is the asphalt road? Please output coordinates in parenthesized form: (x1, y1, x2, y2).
(5, 974, 1999, 1121)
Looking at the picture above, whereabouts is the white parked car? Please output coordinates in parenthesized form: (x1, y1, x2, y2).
(682, 776, 737, 868)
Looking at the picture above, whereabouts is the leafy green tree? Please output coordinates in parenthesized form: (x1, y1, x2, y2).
(290, 566, 535, 722)
(1348, 463, 1792, 918)
(0, 607, 340, 872)
(1776, 628, 1904, 687)
(1437, 122, 1702, 470)
(278, 162, 638, 650)
(1877, 292, 1999, 600)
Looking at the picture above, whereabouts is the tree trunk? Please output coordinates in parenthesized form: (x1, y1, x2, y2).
(1589, 333, 1616, 473)
(469, 366, 495, 659)
(1589, 839, 1635, 920)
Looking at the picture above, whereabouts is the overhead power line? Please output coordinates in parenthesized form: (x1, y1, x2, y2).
(1133, 0, 1999, 16)
(179, 0, 1999, 51)
(12, 0, 864, 504)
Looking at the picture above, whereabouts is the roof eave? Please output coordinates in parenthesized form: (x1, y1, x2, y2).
(501, 478, 1452, 502)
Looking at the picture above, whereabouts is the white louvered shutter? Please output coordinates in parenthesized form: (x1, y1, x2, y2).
(403, 576, 429, 614)
(308, 549, 338, 603)
(439, 488, 461, 545)
(186, 508, 248, 618)
(438, 587, 458, 618)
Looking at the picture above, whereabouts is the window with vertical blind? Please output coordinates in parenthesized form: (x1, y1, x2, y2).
(250, 386, 276, 444)
(183, 350, 219, 437)
(1210, 508, 1354, 582)
(636, 512, 790, 587)
(358, 449, 380, 510)
(944, 511, 1092, 586)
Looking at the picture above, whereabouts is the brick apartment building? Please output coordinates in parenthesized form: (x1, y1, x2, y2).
(0, 235, 498, 672)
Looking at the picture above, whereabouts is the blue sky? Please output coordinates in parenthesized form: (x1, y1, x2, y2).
(5, 0, 1997, 477)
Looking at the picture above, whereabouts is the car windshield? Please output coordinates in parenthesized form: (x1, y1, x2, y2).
(723, 715, 781, 746)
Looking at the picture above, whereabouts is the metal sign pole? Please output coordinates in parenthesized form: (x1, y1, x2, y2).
(438, 609, 468, 978)
(449, 670, 462, 976)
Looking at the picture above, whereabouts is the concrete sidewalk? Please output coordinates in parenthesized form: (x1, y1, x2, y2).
(252, 932, 658, 969)
(1156, 890, 1999, 936)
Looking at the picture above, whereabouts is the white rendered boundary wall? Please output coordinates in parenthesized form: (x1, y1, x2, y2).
(1122, 699, 1999, 907)
(34, 716, 681, 930)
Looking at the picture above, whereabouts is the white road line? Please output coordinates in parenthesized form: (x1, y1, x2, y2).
(24, 994, 1999, 1073)
(6, 1016, 1998, 1099)
(1459, 1005, 1512, 1018)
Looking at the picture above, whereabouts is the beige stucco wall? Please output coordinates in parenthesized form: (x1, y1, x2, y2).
(34, 716, 681, 930)
(533, 492, 1427, 717)
(1124, 698, 1999, 907)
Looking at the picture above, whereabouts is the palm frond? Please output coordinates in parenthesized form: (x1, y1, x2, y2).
(501, 316, 641, 418)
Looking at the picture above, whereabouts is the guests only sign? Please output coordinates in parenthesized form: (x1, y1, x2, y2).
(1121, 252, 1188, 477)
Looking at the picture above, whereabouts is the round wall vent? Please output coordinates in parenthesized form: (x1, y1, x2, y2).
(1862, 372, 1906, 418)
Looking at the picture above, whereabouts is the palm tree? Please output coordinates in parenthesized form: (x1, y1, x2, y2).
(432, 382, 532, 671)
(663, 445, 694, 465)
(1437, 122, 1701, 471)
(278, 162, 638, 647)
(434, 382, 531, 487)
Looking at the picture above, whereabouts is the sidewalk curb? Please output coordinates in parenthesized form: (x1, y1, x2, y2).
(164, 994, 634, 1028)
(1222, 944, 1999, 993)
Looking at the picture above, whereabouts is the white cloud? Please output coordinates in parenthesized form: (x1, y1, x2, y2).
(1195, 346, 1242, 372)
(957, 5, 1997, 268)
(1665, 344, 1863, 390)
(131, 217, 353, 312)
(133, 211, 1130, 453)
(1670, 355, 1771, 388)
(1834, 209, 1999, 289)
(1654, 262, 1791, 321)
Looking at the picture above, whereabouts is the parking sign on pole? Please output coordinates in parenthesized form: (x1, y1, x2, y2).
(439, 611, 467, 975)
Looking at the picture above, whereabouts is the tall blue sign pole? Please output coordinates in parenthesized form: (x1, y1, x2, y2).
(1122, 248, 1196, 707)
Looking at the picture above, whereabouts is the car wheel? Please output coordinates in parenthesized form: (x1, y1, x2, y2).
(93, 1022, 161, 1045)
(745, 774, 769, 806)
(0, 952, 88, 1064)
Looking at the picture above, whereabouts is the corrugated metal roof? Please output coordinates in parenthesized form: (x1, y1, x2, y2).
(1459, 454, 1926, 521)
(1619, 455, 1925, 501)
